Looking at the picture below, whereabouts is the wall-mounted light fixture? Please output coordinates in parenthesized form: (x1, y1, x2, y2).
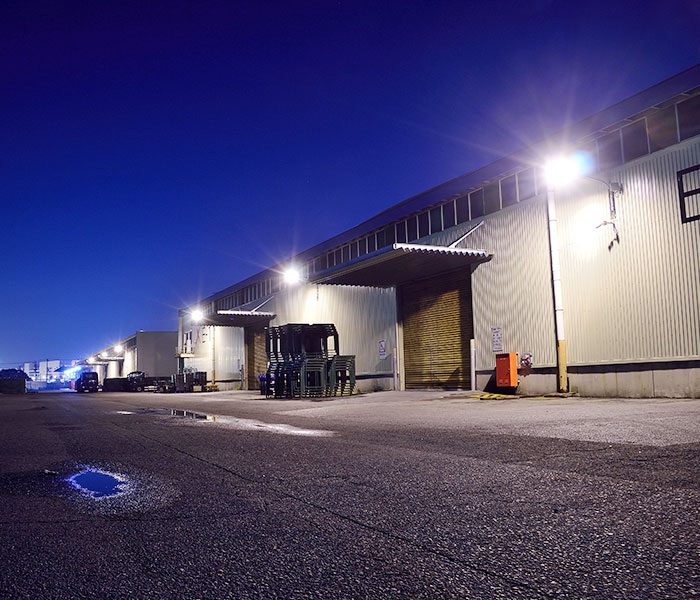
(283, 266, 303, 285)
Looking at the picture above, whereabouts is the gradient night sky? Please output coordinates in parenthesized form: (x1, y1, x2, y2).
(1, 0, 699, 365)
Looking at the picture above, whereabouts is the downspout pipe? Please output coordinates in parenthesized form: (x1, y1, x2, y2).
(546, 187, 568, 392)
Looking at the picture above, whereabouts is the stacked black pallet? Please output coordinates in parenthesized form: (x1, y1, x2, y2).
(263, 323, 355, 399)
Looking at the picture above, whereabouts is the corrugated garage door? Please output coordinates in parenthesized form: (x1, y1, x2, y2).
(245, 325, 268, 389)
(401, 269, 473, 389)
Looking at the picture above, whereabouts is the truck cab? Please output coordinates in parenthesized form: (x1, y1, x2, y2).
(75, 371, 99, 393)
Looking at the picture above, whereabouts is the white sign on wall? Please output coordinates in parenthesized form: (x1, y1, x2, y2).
(378, 339, 387, 360)
(491, 327, 503, 353)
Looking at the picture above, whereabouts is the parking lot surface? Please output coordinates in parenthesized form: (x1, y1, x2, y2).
(0, 390, 697, 598)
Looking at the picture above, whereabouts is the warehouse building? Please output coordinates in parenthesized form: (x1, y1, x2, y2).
(85, 331, 178, 383)
(180, 66, 700, 397)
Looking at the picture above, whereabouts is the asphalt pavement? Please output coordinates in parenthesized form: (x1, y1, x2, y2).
(0, 390, 698, 599)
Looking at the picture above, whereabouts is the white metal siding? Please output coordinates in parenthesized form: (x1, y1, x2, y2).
(558, 138, 700, 364)
(270, 284, 397, 383)
(215, 326, 244, 382)
(123, 349, 136, 375)
(467, 200, 557, 369)
(107, 361, 121, 379)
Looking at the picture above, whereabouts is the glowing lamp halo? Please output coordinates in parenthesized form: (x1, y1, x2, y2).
(543, 152, 592, 189)
(282, 266, 302, 285)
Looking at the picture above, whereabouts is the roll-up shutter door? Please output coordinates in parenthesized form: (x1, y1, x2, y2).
(401, 269, 473, 389)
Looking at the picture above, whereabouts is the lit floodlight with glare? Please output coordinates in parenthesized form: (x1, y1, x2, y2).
(114, 344, 123, 353)
(87, 356, 95, 364)
(191, 308, 204, 322)
(283, 266, 302, 285)
(543, 152, 592, 188)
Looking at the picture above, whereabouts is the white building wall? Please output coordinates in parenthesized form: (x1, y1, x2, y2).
(123, 348, 136, 375)
(135, 332, 178, 377)
(269, 283, 398, 391)
(557, 138, 700, 365)
(403, 137, 700, 396)
(183, 324, 212, 375)
(106, 361, 121, 379)
(214, 326, 244, 384)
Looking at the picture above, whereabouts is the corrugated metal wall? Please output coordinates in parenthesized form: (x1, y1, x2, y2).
(270, 284, 397, 383)
(214, 326, 244, 381)
(419, 138, 700, 371)
(558, 138, 700, 364)
(466, 201, 557, 369)
(107, 361, 121, 378)
(123, 349, 136, 375)
(183, 325, 212, 375)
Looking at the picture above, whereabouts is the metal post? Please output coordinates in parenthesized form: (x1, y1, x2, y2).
(395, 287, 406, 391)
(546, 187, 568, 392)
(211, 325, 216, 386)
(470, 338, 476, 391)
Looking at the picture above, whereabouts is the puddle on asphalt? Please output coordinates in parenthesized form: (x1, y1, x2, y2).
(167, 409, 335, 437)
(67, 469, 128, 498)
(171, 409, 208, 419)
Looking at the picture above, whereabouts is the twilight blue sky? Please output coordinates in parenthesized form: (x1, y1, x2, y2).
(1, 0, 699, 364)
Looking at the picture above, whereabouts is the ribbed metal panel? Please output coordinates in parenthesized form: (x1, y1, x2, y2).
(214, 326, 244, 380)
(123, 349, 136, 375)
(466, 201, 557, 369)
(401, 270, 472, 388)
(107, 361, 121, 379)
(270, 284, 397, 379)
(558, 139, 700, 363)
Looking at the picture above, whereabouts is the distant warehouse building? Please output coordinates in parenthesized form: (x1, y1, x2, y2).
(180, 66, 700, 397)
(85, 331, 178, 383)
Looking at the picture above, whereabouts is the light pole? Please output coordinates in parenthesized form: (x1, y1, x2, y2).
(543, 155, 587, 393)
(544, 183, 568, 392)
(543, 154, 623, 393)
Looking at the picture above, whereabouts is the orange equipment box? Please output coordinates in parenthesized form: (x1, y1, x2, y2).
(496, 352, 518, 387)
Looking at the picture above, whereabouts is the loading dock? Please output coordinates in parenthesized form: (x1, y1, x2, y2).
(400, 270, 474, 389)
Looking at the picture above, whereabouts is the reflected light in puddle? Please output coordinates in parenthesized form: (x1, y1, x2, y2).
(67, 469, 128, 498)
(169, 409, 334, 437)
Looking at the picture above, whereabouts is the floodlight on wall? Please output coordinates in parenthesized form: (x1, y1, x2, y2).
(191, 308, 204, 322)
(543, 153, 591, 188)
(87, 356, 95, 364)
(283, 266, 302, 285)
(113, 344, 123, 353)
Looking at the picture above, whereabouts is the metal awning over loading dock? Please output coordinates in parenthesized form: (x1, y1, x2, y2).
(215, 310, 276, 327)
(315, 242, 492, 390)
(314, 243, 491, 287)
(191, 311, 276, 327)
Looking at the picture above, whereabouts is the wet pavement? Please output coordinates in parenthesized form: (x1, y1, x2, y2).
(0, 391, 698, 598)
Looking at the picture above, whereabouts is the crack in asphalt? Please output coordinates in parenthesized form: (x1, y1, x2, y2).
(129, 427, 556, 598)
